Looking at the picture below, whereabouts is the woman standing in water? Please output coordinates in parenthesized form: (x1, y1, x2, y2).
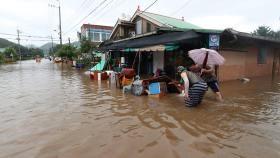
(188, 64, 223, 101)
(177, 66, 208, 107)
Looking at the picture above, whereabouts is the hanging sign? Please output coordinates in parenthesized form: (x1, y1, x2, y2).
(209, 34, 220, 48)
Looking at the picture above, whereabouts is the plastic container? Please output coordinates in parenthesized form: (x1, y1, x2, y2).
(149, 82, 160, 94)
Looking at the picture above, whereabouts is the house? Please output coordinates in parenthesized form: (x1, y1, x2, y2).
(80, 24, 113, 43)
(100, 8, 280, 82)
(219, 29, 280, 81)
(109, 19, 135, 40)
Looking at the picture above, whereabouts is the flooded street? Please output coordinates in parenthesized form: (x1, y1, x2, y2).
(0, 60, 280, 158)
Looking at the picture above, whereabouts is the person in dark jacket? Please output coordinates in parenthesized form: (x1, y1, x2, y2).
(177, 66, 208, 107)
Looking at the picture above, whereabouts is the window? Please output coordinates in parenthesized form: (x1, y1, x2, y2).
(101, 33, 107, 41)
(136, 20, 142, 34)
(93, 32, 100, 41)
(106, 33, 110, 40)
(258, 47, 267, 64)
(147, 22, 151, 32)
(88, 32, 93, 40)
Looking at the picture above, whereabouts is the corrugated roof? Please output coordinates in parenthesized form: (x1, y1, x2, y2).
(141, 12, 203, 30)
(157, 27, 224, 34)
(224, 28, 280, 44)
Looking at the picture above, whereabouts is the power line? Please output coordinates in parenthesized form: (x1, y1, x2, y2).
(143, 0, 159, 12)
(0, 32, 58, 39)
(63, 0, 97, 31)
(94, 0, 126, 23)
(0, 37, 61, 42)
(170, 0, 192, 16)
(83, 0, 115, 27)
(64, 0, 93, 25)
(138, 0, 159, 16)
(64, 0, 108, 35)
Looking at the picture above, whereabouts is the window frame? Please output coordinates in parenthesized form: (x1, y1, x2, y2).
(257, 47, 267, 64)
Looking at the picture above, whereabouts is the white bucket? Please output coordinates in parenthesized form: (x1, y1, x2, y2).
(110, 72, 116, 83)
(97, 73, 101, 80)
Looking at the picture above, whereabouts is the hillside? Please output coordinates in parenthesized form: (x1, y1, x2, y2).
(40, 42, 57, 55)
(0, 38, 16, 48)
(40, 42, 57, 50)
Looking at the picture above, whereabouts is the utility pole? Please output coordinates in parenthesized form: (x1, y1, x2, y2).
(51, 35, 54, 55)
(68, 37, 71, 46)
(58, 0, 62, 45)
(49, 0, 62, 45)
(16, 29, 21, 61)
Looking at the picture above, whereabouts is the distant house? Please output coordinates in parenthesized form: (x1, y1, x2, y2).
(100, 8, 280, 81)
(80, 24, 113, 43)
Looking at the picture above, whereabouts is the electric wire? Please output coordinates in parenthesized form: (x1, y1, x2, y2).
(0, 32, 58, 39)
(169, 0, 192, 16)
(63, 0, 108, 35)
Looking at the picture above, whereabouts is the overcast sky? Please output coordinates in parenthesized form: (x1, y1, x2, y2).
(0, 0, 279, 47)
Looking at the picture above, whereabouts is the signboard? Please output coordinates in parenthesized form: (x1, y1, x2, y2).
(209, 34, 220, 49)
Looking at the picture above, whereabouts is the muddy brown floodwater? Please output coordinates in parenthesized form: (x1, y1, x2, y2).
(0, 60, 280, 158)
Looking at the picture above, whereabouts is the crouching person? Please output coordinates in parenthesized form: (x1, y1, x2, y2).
(177, 66, 208, 107)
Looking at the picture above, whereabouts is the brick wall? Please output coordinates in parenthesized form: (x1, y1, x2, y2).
(219, 47, 274, 82)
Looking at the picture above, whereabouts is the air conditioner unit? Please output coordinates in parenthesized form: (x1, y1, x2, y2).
(129, 31, 136, 37)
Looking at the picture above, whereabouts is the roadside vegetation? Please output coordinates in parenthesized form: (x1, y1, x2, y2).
(0, 52, 4, 64)
(53, 38, 99, 67)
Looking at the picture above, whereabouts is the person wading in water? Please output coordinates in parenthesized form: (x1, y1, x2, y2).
(177, 66, 208, 107)
(188, 64, 223, 102)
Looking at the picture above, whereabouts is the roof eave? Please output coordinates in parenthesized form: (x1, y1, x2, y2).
(224, 28, 280, 44)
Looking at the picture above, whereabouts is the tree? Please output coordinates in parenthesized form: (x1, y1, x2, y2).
(0, 52, 4, 64)
(271, 30, 280, 40)
(80, 37, 96, 54)
(3, 47, 18, 61)
(252, 25, 274, 37)
(29, 48, 44, 58)
(55, 45, 77, 60)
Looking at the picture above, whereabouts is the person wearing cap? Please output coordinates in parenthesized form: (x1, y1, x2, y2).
(177, 66, 208, 107)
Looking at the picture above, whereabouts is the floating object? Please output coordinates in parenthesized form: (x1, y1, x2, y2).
(123, 85, 132, 93)
(148, 82, 167, 98)
(76, 63, 85, 69)
(131, 80, 143, 96)
(239, 78, 250, 83)
(54, 57, 62, 63)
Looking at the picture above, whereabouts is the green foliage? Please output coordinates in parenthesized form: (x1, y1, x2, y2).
(55, 45, 77, 60)
(80, 37, 97, 54)
(3, 47, 18, 61)
(0, 52, 4, 64)
(252, 25, 280, 40)
(252, 25, 273, 37)
(29, 48, 44, 58)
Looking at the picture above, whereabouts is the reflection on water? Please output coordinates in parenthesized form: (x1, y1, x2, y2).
(0, 60, 280, 158)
